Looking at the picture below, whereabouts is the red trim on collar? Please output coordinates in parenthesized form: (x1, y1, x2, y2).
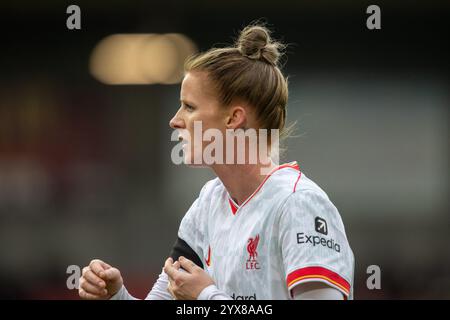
(227, 162, 300, 215)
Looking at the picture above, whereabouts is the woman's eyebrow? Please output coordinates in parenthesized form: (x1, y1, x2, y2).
(180, 98, 196, 106)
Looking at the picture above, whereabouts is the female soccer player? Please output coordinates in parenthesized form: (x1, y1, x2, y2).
(78, 23, 354, 300)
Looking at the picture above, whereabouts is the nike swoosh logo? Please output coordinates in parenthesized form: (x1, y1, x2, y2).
(205, 245, 211, 267)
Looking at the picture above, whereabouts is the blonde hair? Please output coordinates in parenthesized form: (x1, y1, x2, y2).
(184, 23, 289, 137)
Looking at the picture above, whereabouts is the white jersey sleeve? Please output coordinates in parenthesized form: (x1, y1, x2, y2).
(109, 269, 174, 300)
(110, 181, 216, 301)
(278, 189, 354, 299)
(177, 180, 214, 268)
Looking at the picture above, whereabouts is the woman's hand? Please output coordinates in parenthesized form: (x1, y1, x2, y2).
(164, 256, 215, 300)
(78, 259, 123, 300)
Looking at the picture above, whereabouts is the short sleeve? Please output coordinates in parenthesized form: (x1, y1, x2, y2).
(278, 190, 354, 299)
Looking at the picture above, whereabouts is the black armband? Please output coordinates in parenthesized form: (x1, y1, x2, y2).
(169, 237, 204, 269)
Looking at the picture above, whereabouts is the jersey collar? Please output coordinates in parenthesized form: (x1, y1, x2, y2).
(227, 161, 300, 215)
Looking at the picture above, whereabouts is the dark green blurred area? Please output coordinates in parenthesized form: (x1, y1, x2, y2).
(0, 0, 448, 299)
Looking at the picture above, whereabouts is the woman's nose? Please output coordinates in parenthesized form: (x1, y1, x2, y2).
(169, 112, 184, 129)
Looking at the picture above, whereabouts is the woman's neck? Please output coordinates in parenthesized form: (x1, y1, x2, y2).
(211, 160, 277, 206)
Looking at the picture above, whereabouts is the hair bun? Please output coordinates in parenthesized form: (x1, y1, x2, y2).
(236, 25, 283, 67)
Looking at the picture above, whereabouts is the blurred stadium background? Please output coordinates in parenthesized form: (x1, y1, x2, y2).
(0, 0, 448, 299)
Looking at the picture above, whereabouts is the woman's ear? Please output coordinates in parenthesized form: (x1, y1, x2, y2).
(226, 106, 247, 129)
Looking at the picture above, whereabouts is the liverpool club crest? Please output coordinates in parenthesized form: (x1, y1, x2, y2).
(246, 234, 260, 270)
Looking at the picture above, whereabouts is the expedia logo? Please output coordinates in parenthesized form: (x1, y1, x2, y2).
(315, 217, 328, 235)
(297, 232, 341, 253)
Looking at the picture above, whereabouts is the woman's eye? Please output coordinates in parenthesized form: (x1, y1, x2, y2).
(184, 103, 195, 111)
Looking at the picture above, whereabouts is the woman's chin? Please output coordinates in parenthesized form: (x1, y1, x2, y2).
(183, 154, 207, 168)
(185, 163, 208, 168)
(184, 159, 208, 168)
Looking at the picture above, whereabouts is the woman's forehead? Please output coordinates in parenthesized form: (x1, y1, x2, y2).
(181, 72, 217, 102)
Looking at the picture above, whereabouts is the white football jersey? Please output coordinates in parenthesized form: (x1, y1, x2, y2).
(178, 162, 354, 300)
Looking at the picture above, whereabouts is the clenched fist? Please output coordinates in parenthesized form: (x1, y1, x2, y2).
(164, 256, 215, 300)
(79, 259, 123, 300)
